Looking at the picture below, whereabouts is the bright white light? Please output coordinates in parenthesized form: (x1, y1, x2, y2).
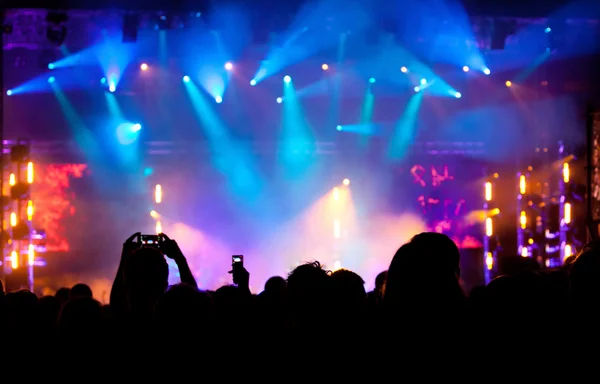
(6, 90, 12, 96)
(483, 68, 491, 75)
(400, 66, 408, 73)
(215, 96, 223, 103)
(132, 123, 142, 132)
(336, 125, 342, 131)
(420, 78, 427, 85)
(276, 97, 283, 103)
(109, 84, 116, 92)
(462, 66, 469, 72)
(283, 75, 291, 83)
(250, 79, 257, 86)
(48, 76, 56, 84)
(454, 92, 462, 98)
(183, 76, 190, 83)
(140, 63, 148, 71)
(48, 63, 55, 70)
(343, 178, 350, 186)
(224, 62, 233, 71)
(414, 86, 420, 93)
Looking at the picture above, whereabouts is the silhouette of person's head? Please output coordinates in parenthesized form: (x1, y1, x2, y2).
(155, 283, 213, 335)
(384, 232, 465, 309)
(287, 261, 331, 329)
(330, 269, 366, 319)
(70, 283, 93, 300)
(264, 276, 287, 296)
(55, 287, 70, 307)
(123, 247, 169, 312)
(57, 297, 105, 343)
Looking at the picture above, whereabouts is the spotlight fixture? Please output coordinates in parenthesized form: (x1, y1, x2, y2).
(140, 63, 148, 71)
(276, 97, 283, 103)
(483, 68, 491, 75)
(183, 75, 190, 83)
(250, 79, 257, 86)
(224, 62, 233, 71)
(400, 66, 408, 73)
(6, 90, 12, 96)
(336, 125, 342, 131)
(462, 66, 469, 72)
(283, 75, 291, 83)
(414, 86, 420, 93)
(505, 80, 512, 87)
(343, 178, 350, 186)
(420, 78, 427, 85)
(47, 76, 55, 83)
(369, 78, 376, 84)
(215, 96, 223, 103)
(321, 63, 329, 71)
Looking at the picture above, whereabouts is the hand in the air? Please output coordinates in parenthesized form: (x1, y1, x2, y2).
(159, 233, 184, 260)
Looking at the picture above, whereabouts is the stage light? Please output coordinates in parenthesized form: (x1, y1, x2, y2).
(454, 92, 462, 98)
(183, 75, 190, 83)
(283, 75, 291, 83)
(545, 27, 551, 33)
(400, 66, 408, 73)
(215, 96, 223, 103)
(420, 78, 427, 85)
(505, 80, 512, 87)
(250, 79, 257, 86)
(132, 123, 142, 132)
(321, 63, 329, 71)
(276, 97, 282, 104)
(6, 90, 12, 96)
(140, 63, 148, 71)
(224, 62, 233, 70)
(414, 86, 420, 93)
(343, 178, 350, 186)
(369, 78, 376, 84)
(48, 76, 55, 83)
(336, 125, 342, 131)
(150, 210, 159, 219)
(483, 68, 491, 75)
(48, 63, 55, 70)
(155, 184, 162, 204)
(109, 84, 116, 92)
(101, 77, 107, 84)
(462, 66, 469, 72)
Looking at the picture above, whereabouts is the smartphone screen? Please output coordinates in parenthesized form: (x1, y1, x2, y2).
(232, 255, 243, 267)
(141, 235, 160, 246)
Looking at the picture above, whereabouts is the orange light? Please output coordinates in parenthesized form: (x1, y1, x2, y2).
(27, 162, 34, 183)
(11, 250, 18, 269)
(27, 200, 34, 221)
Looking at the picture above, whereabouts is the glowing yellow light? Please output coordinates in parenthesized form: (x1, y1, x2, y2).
(28, 244, 35, 266)
(333, 260, 342, 271)
(27, 162, 34, 183)
(27, 200, 34, 221)
(321, 63, 329, 71)
(528, 238, 534, 245)
(520, 211, 527, 229)
(489, 208, 500, 216)
(521, 247, 529, 257)
(333, 187, 340, 201)
(485, 252, 493, 270)
(155, 184, 162, 204)
(564, 244, 573, 259)
(140, 63, 148, 71)
(563, 163, 570, 183)
(519, 175, 526, 194)
(11, 250, 18, 269)
(342, 178, 350, 186)
(10, 212, 17, 227)
(564, 203, 571, 224)
(150, 210, 159, 219)
(9, 173, 15, 186)
(155, 220, 162, 235)
(333, 219, 341, 239)
(485, 217, 493, 237)
(506, 80, 512, 87)
(485, 182, 492, 201)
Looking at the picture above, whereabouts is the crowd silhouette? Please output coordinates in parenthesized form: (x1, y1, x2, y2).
(0, 230, 597, 373)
